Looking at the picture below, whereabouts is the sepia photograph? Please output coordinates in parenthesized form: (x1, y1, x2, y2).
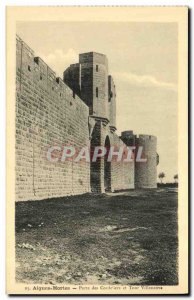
(6, 6, 188, 295)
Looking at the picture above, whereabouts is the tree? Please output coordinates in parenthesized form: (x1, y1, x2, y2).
(158, 172, 165, 184)
(174, 174, 178, 183)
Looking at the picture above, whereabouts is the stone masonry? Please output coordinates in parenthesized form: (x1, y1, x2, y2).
(16, 36, 158, 201)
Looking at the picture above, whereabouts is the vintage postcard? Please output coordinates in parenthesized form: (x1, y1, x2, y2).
(6, 6, 188, 295)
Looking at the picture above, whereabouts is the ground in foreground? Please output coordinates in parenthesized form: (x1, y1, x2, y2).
(15, 188, 178, 285)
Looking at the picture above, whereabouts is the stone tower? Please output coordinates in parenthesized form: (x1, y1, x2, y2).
(64, 51, 120, 193)
(63, 51, 158, 192)
(79, 52, 108, 119)
(135, 135, 158, 189)
(121, 132, 158, 189)
(63, 52, 116, 127)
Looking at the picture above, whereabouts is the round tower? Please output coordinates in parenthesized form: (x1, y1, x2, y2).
(135, 135, 157, 189)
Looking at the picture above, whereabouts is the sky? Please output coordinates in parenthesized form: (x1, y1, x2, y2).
(17, 21, 178, 182)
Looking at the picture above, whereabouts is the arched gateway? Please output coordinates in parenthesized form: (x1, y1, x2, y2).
(90, 121, 112, 193)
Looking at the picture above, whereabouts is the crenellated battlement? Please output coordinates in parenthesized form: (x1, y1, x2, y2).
(16, 35, 88, 113)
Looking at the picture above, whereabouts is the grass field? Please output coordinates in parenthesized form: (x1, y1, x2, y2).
(15, 188, 178, 285)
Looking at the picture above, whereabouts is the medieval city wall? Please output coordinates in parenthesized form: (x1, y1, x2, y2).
(16, 36, 90, 201)
(15, 36, 156, 202)
(111, 133, 135, 191)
